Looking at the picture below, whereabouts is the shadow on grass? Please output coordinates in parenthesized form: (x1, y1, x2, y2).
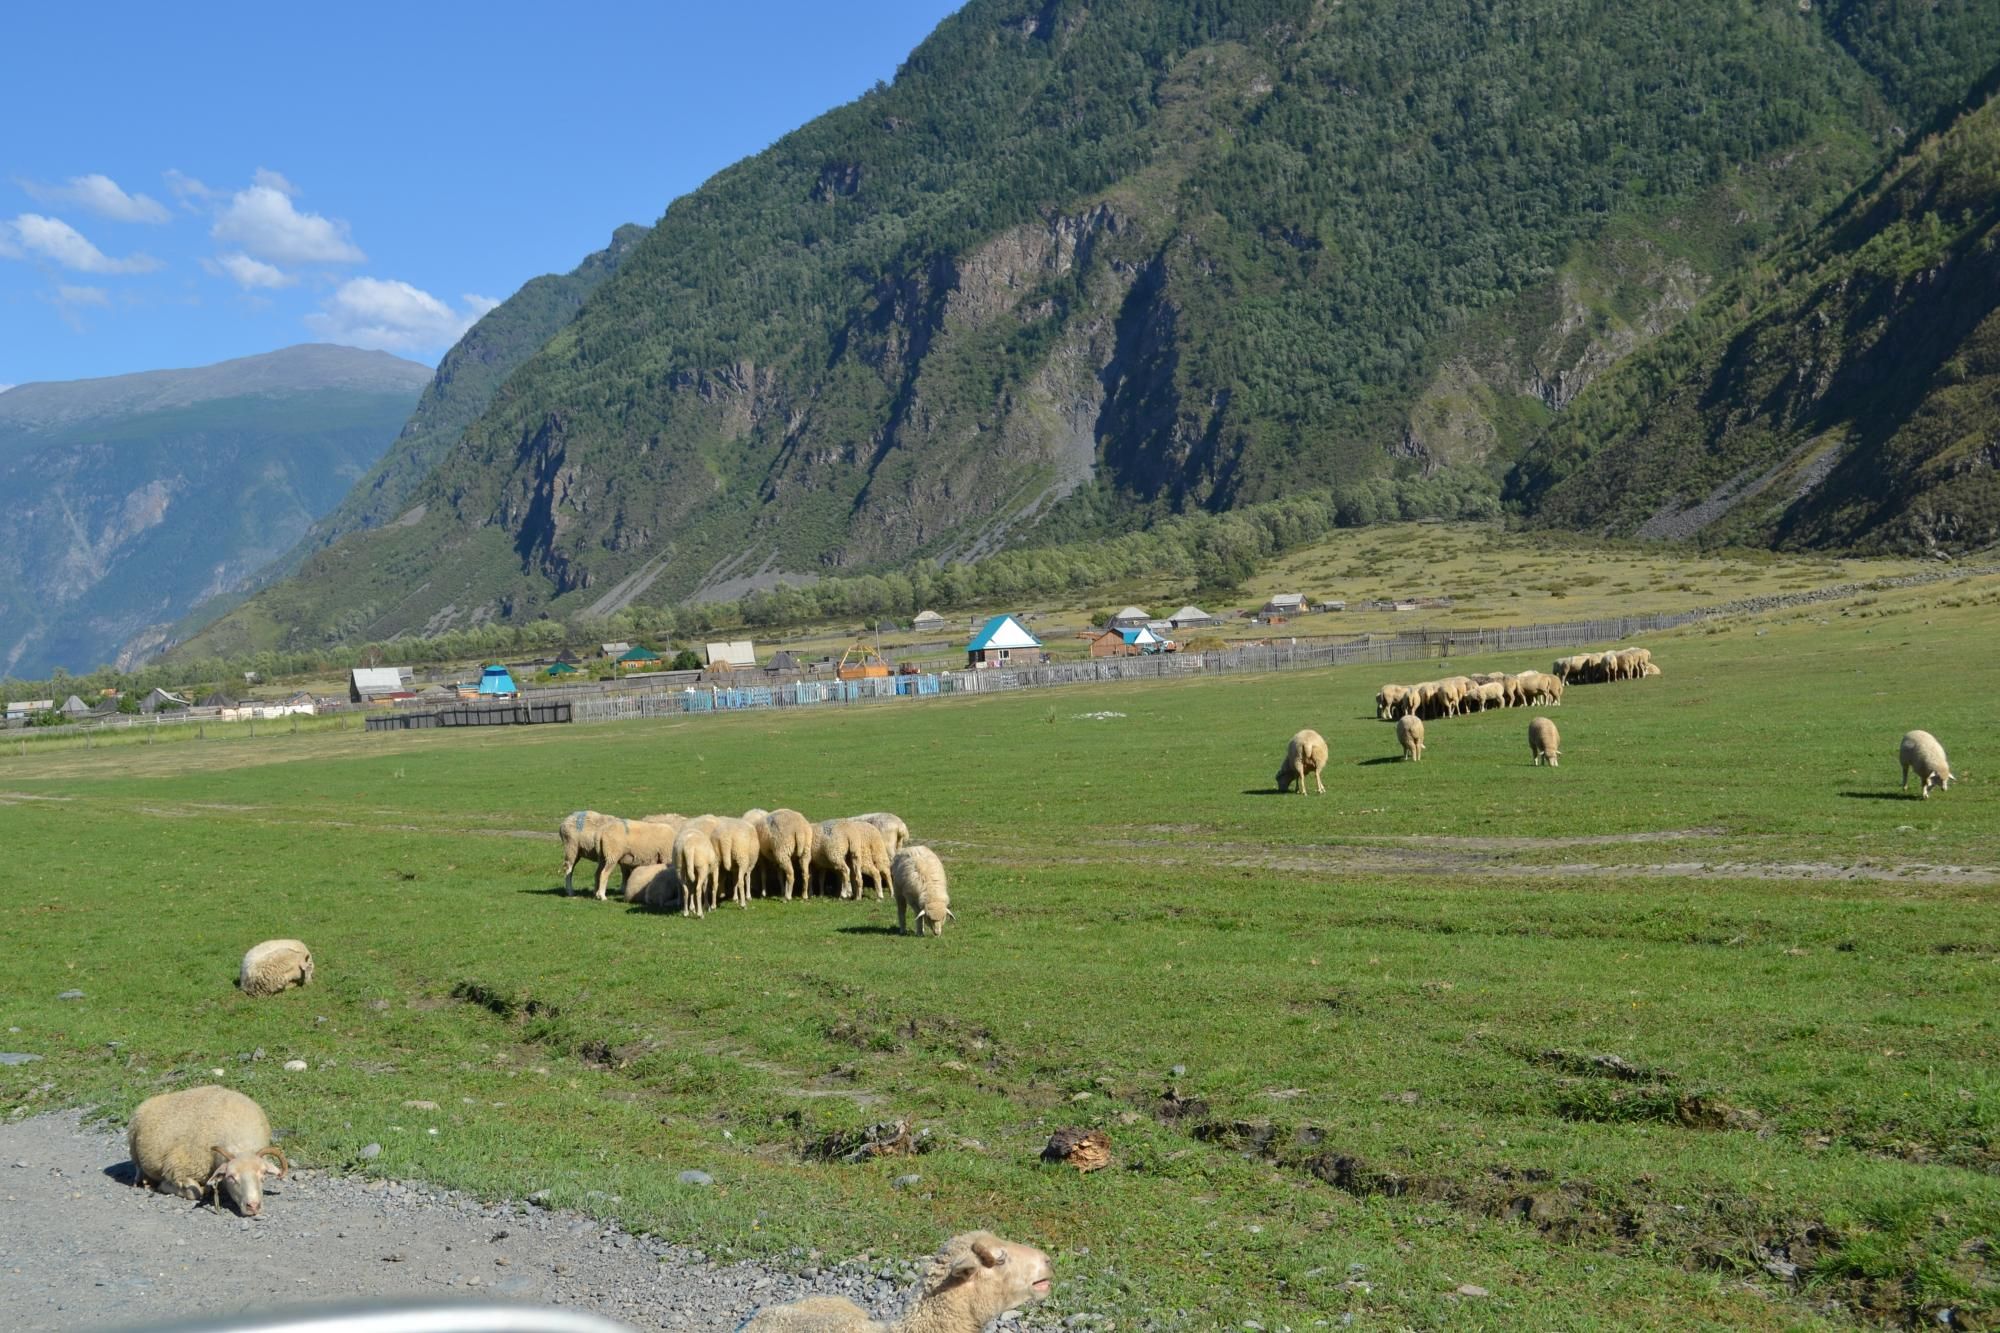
(1241, 787, 1300, 796)
(1837, 791, 1916, 801)
(1355, 756, 1404, 766)
(835, 924, 905, 936)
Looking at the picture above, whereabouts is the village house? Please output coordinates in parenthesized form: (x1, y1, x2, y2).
(966, 614, 1041, 668)
(1108, 605, 1152, 629)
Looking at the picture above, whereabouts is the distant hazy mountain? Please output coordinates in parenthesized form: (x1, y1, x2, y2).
(0, 345, 429, 677)
(174, 225, 647, 658)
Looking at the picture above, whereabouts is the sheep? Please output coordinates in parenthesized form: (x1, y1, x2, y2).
(674, 825, 721, 918)
(1376, 684, 1409, 720)
(1529, 716, 1561, 766)
(1396, 714, 1425, 762)
(741, 1230, 1052, 1333)
(1277, 728, 1329, 794)
(710, 816, 762, 908)
(891, 846, 954, 936)
(762, 809, 815, 900)
(1471, 680, 1506, 712)
(127, 1085, 288, 1217)
(739, 809, 772, 894)
(239, 939, 313, 997)
(1900, 730, 1954, 799)
(642, 812, 688, 832)
(623, 861, 681, 909)
(851, 812, 911, 856)
(558, 809, 617, 895)
(1546, 675, 1566, 706)
(843, 819, 893, 901)
(592, 817, 681, 901)
(812, 820, 857, 900)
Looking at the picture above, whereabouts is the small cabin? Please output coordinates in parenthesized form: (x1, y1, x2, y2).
(966, 614, 1042, 668)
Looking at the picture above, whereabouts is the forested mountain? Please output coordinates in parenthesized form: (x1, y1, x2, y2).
(181, 0, 2000, 654)
(0, 346, 429, 677)
(1507, 88, 2000, 553)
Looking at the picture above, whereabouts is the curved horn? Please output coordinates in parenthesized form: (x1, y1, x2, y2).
(258, 1145, 290, 1176)
(971, 1237, 1006, 1267)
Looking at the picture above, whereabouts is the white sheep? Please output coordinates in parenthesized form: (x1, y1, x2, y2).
(558, 809, 616, 895)
(843, 819, 893, 901)
(710, 816, 762, 908)
(762, 809, 815, 900)
(674, 825, 720, 918)
(813, 820, 856, 900)
(239, 939, 312, 997)
(1900, 730, 1954, 799)
(1529, 716, 1561, 766)
(623, 861, 682, 909)
(1396, 714, 1425, 762)
(127, 1085, 288, 1216)
(741, 1230, 1053, 1333)
(891, 846, 954, 936)
(1277, 729, 1328, 794)
(850, 812, 911, 856)
(1376, 684, 1409, 720)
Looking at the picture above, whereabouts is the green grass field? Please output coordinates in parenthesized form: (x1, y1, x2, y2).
(2, 572, 1995, 1330)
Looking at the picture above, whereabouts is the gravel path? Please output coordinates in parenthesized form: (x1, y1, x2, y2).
(0, 1110, 980, 1333)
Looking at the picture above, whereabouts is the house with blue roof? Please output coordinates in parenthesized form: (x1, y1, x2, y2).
(966, 614, 1041, 668)
(477, 664, 519, 697)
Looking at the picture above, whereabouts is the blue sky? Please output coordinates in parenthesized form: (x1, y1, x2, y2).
(0, 2, 962, 389)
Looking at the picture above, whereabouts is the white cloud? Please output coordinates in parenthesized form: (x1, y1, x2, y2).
(22, 174, 170, 223)
(211, 174, 363, 265)
(56, 284, 109, 307)
(306, 277, 498, 354)
(2, 214, 161, 273)
(204, 251, 296, 289)
(163, 168, 217, 211)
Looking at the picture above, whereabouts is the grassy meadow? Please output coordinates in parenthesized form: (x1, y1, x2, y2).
(1, 569, 1995, 1330)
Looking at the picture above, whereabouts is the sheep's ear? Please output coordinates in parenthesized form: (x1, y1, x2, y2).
(206, 1147, 234, 1181)
(971, 1238, 1007, 1268)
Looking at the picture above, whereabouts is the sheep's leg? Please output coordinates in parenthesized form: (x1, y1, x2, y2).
(1901, 762, 1911, 791)
(594, 857, 613, 901)
(562, 848, 576, 896)
(897, 898, 908, 934)
(1313, 767, 1325, 794)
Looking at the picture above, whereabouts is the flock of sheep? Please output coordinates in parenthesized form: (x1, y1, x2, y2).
(560, 807, 954, 936)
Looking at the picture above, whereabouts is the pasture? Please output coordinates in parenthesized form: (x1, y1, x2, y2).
(1, 572, 1995, 1330)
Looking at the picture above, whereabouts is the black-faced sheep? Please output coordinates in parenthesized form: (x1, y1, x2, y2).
(127, 1085, 288, 1216)
(1900, 730, 1954, 799)
(740, 1230, 1053, 1333)
(239, 939, 312, 997)
(1277, 729, 1328, 794)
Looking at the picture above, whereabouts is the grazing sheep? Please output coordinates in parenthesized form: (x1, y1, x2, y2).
(710, 816, 762, 908)
(851, 812, 911, 856)
(738, 809, 772, 893)
(741, 1230, 1053, 1333)
(1396, 714, 1425, 762)
(127, 1085, 288, 1216)
(891, 846, 954, 936)
(842, 819, 893, 901)
(238, 939, 313, 997)
(592, 817, 680, 902)
(812, 820, 857, 900)
(1277, 729, 1329, 794)
(762, 809, 815, 900)
(558, 810, 618, 895)
(1529, 716, 1561, 767)
(1377, 684, 1409, 720)
(1471, 680, 1506, 712)
(673, 825, 721, 918)
(1900, 730, 1954, 799)
(642, 812, 688, 832)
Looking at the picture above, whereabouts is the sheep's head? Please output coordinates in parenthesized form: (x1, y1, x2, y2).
(925, 1231, 1053, 1323)
(295, 951, 314, 987)
(206, 1144, 287, 1216)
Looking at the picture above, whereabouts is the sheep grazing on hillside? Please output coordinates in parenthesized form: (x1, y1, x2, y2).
(1900, 730, 1954, 799)
(842, 819, 893, 901)
(238, 939, 313, 997)
(673, 825, 720, 918)
(127, 1085, 288, 1216)
(1376, 684, 1409, 720)
(558, 810, 617, 895)
(709, 816, 762, 908)
(1396, 714, 1425, 762)
(762, 809, 815, 900)
(1528, 716, 1561, 767)
(891, 846, 954, 936)
(1277, 729, 1329, 794)
(851, 812, 911, 856)
(813, 819, 857, 900)
(741, 1230, 1053, 1333)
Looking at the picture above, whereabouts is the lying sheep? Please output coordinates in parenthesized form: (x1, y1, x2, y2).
(1397, 714, 1425, 762)
(674, 825, 720, 918)
(1900, 730, 1954, 799)
(843, 819, 893, 901)
(127, 1085, 288, 1216)
(1277, 728, 1328, 794)
(762, 809, 815, 900)
(812, 820, 857, 900)
(710, 816, 762, 908)
(623, 861, 681, 909)
(1529, 716, 1561, 766)
(891, 846, 954, 936)
(851, 812, 910, 856)
(741, 1230, 1053, 1333)
(239, 940, 313, 997)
